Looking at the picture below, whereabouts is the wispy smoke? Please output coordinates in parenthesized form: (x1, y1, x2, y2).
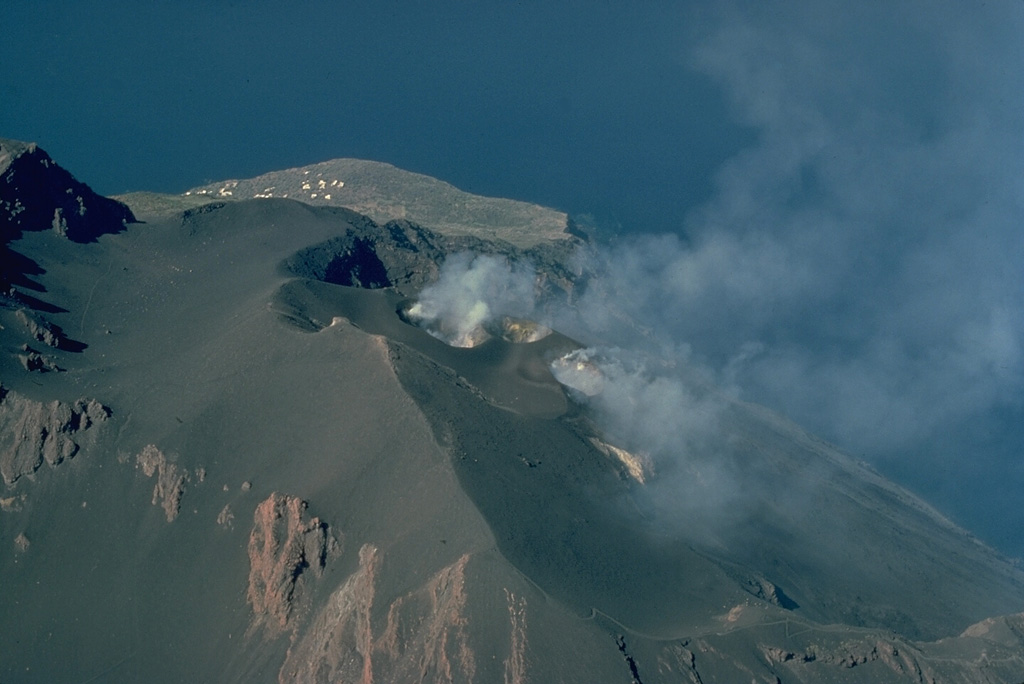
(566, 1, 1024, 553)
(404, 2, 1024, 554)
(552, 347, 718, 457)
(550, 346, 751, 536)
(692, 2, 1024, 482)
(404, 252, 539, 347)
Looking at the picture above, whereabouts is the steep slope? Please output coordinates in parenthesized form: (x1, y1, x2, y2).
(1, 140, 1023, 684)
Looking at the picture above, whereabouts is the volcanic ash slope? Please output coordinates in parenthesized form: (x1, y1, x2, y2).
(0, 183, 617, 682)
(1, 140, 1023, 684)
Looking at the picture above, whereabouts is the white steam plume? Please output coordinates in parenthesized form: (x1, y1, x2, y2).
(559, 0, 1024, 554)
(399, 2, 1024, 554)
(404, 252, 539, 347)
(550, 346, 748, 534)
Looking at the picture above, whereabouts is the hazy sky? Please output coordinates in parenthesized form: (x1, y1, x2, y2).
(3, 1, 1023, 557)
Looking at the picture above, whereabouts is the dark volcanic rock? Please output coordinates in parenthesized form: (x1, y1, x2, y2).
(18, 345, 62, 373)
(0, 384, 109, 485)
(0, 138, 135, 244)
(14, 308, 84, 351)
(1, 138, 137, 300)
(639, 606, 1024, 684)
(283, 217, 485, 292)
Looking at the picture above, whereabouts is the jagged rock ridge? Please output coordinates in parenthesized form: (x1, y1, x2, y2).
(0, 138, 134, 244)
(632, 605, 1024, 683)
(1, 137, 136, 302)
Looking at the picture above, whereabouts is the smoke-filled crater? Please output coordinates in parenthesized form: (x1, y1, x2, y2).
(398, 299, 552, 349)
(393, 252, 553, 348)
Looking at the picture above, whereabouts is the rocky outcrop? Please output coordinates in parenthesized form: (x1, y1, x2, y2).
(615, 636, 644, 684)
(280, 543, 381, 683)
(503, 590, 528, 684)
(13, 309, 83, 352)
(247, 493, 338, 636)
(0, 493, 26, 512)
(281, 549, 483, 684)
(375, 552, 476, 684)
(282, 218, 466, 292)
(16, 310, 62, 348)
(646, 607, 1024, 684)
(0, 138, 135, 244)
(0, 384, 109, 485)
(18, 345, 63, 372)
(1, 138, 136, 299)
(216, 504, 234, 530)
(136, 445, 194, 523)
(959, 611, 1024, 644)
(758, 638, 928, 673)
(742, 575, 798, 610)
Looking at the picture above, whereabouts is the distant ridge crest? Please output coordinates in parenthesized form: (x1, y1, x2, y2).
(183, 157, 570, 248)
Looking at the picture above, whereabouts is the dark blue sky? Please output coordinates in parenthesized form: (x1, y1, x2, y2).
(4, 1, 1024, 558)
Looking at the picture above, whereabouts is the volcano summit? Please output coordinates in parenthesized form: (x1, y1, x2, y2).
(1, 138, 1023, 683)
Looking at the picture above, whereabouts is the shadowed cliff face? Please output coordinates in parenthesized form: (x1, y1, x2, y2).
(1, 138, 136, 305)
(0, 138, 135, 244)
